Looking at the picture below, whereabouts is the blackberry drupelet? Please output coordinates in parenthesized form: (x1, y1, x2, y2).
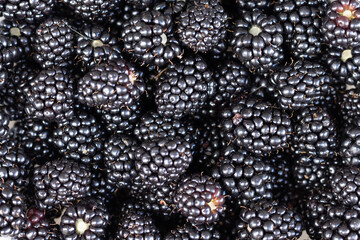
(221, 96, 293, 156)
(340, 117, 360, 165)
(211, 145, 273, 206)
(233, 200, 304, 240)
(32, 17, 75, 69)
(270, 59, 333, 111)
(32, 159, 91, 210)
(121, 9, 183, 68)
(155, 55, 213, 119)
(135, 136, 192, 189)
(104, 134, 137, 189)
(0, 20, 35, 54)
(25, 67, 74, 123)
(0, 182, 27, 238)
(230, 10, 284, 75)
(77, 59, 145, 111)
(52, 109, 104, 165)
(292, 106, 337, 158)
(165, 223, 221, 240)
(75, 24, 122, 71)
(176, 0, 228, 53)
(60, 198, 109, 239)
(273, 0, 326, 59)
(0, 0, 55, 23)
(340, 88, 360, 126)
(0, 110, 10, 142)
(235, 0, 270, 11)
(174, 174, 225, 226)
(322, 0, 360, 48)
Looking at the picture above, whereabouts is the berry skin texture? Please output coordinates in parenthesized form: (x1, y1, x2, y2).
(174, 174, 225, 226)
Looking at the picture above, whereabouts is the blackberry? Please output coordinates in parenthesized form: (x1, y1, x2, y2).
(270, 59, 333, 111)
(135, 136, 192, 189)
(115, 209, 161, 240)
(322, 0, 360, 48)
(0, 20, 35, 54)
(88, 168, 116, 204)
(32, 159, 91, 210)
(104, 134, 137, 189)
(340, 117, 360, 165)
(235, 0, 270, 11)
(25, 67, 75, 123)
(165, 223, 221, 240)
(292, 106, 338, 158)
(174, 174, 225, 226)
(340, 88, 360, 126)
(77, 59, 145, 111)
(75, 24, 122, 71)
(221, 96, 293, 156)
(211, 145, 273, 206)
(155, 55, 213, 119)
(232, 200, 304, 240)
(273, 0, 326, 59)
(52, 109, 104, 166)
(32, 17, 75, 69)
(230, 10, 284, 75)
(266, 152, 292, 197)
(0, 0, 55, 23)
(121, 9, 183, 68)
(0, 110, 10, 142)
(0, 182, 27, 238)
(60, 198, 109, 239)
(176, 0, 228, 53)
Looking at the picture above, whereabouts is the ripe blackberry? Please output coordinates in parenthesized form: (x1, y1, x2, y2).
(60, 198, 109, 239)
(176, 0, 228, 53)
(75, 24, 122, 71)
(0, 182, 27, 237)
(221, 96, 293, 156)
(104, 134, 137, 189)
(0, 0, 55, 23)
(165, 223, 221, 240)
(211, 145, 273, 206)
(292, 107, 337, 158)
(233, 200, 304, 240)
(340, 88, 360, 126)
(0, 20, 35, 54)
(322, 0, 360, 48)
(270, 59, 333, 111)
(32, 159, 91, 210)
(25, 67, 75, 123)
(32, 17, 75, 69)
(235, 0, 270, 11)
(115, 209, 161, 240)
(230, 10, 284, 75)
(0, 110, 10, 142)
(273, 0, 326, 59)
(340, 117, 360, 165)
(155, 55, 213, 119)
(52, 109, 105, 166)
(77, 59, 145, 111)
(135, 136, 192, 189)
(121, 9, 183, 68)
(174, 174, 225, 226)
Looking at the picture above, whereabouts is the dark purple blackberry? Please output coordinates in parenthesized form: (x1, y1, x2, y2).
(121, 9, 183, 68)
(340, 117, 360, 165)
(155, 55, 213, 119)
(135, 136, 192, 189)
(52, 109, 104, 166)
(270, 59, 333, 111)
(292, 107, 338, 158)
(322, 0, 360, 48)
(77, 59, 145, 111)
(75, 24, 122, 71)
(165, 223, 221, 240)
(211, 145, 273, 206)
(0, 110, 10, 142)
(0, 182, 27, 238)
(340, 88, 360, 126)
(273, 0, 326, 59)
(235, 0, 270, 11)
(32, 159, 91, 210)
(174, 174, 225, 226)
(60, 198, 109, 239)
(104, 134, 137, 189)
(115, 209, 161, 240)
(0, 20, 35, 54)
(221, 96, 293, 156)
(233, 200, 304, 240)
(62, 0, 120, 22)
(176, 0, 228, 53)
(0, 0, 55, 23)
(32, 17, 75, 69)
(230, 10, 284, 75)
(25, 67, 75, 123)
